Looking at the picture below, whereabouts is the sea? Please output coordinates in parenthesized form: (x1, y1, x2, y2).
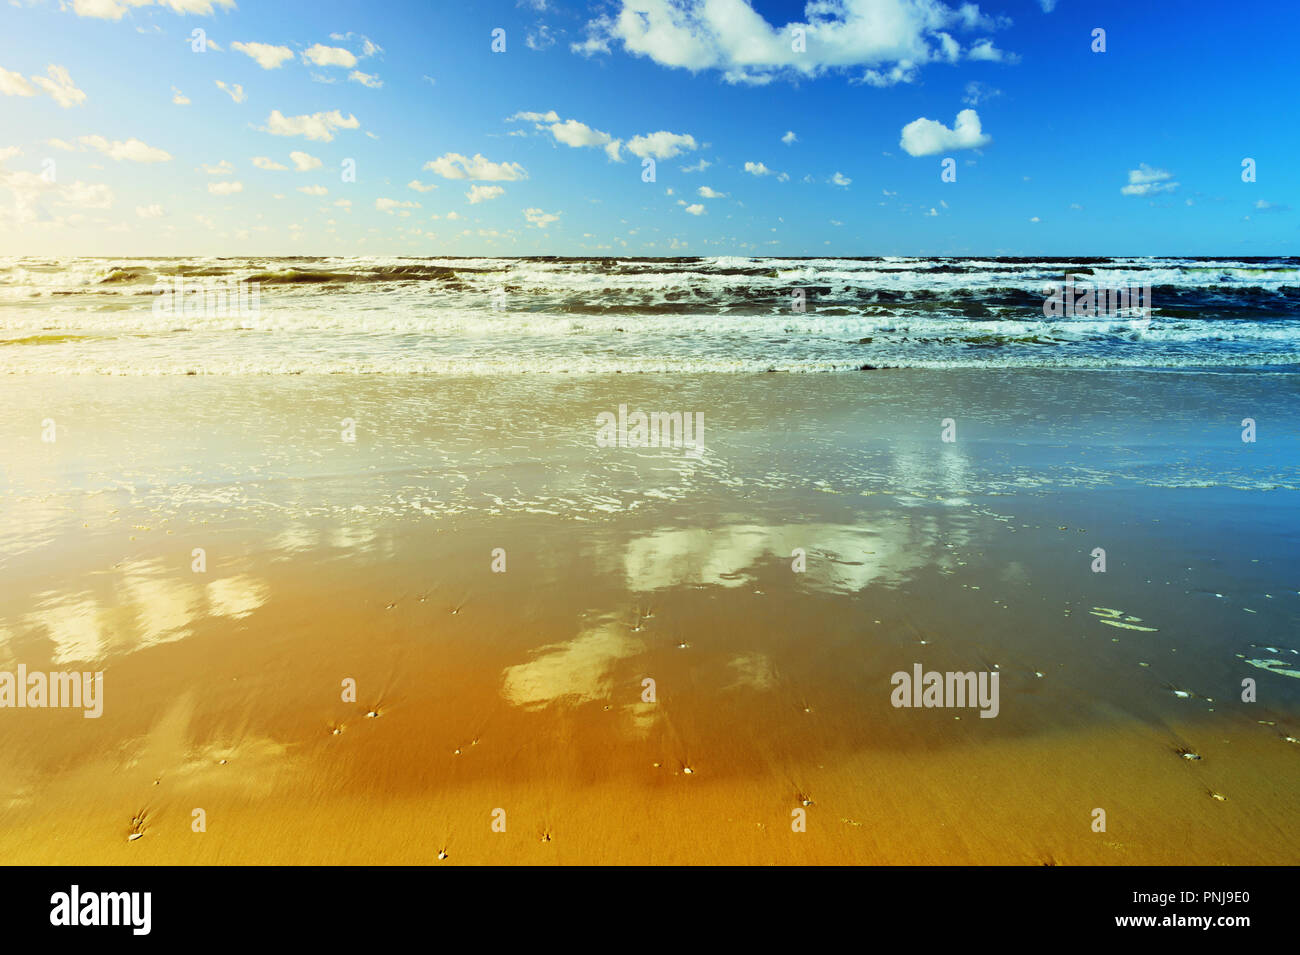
(1, 255, 1298, 374)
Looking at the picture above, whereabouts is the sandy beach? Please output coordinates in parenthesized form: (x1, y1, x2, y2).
(1, 368, 1296, 864)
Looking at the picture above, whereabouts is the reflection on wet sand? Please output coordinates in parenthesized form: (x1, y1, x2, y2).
(9, 560, 268, 665)
(0, 371, 1297, 864)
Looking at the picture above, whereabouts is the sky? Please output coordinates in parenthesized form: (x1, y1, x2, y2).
(0, 0, 1296, 257)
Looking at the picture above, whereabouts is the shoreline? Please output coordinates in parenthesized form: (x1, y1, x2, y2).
(1, 369, 1297, 864)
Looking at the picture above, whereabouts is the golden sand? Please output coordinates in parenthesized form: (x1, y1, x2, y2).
(0, 371, 1297, 865)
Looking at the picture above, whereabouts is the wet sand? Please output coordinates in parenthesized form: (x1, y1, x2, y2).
(0, 370, 1297, 864)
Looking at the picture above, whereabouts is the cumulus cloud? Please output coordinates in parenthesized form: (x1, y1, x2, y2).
(524, 207, 559, 227)
(510, 110, 561, 123)
(69, 0, 235, 19)
(781, 130, 797, 145)
(232, 41, 295, 70)
(899, 108, 991, 156)
(697, 186, 726, 198)
(572, 0, 1015, 86)
(830, 171, 851, 186)
(1120, 163, 1178, 196)
(208, 181, 243, 195)
(289, 150, 321, 171)
(303, 44, 358, 68)
(407, 179, 438, 192)
(252, 156, 287, 170)
(376, 197, 420, 214)
(509, 111, 623, 161)
(627, 130, 696, 159)
(0, 67, 37, 97)
(171, 86, 190, 105)
(467, 184, 506, 203)
(215, 80, 245, 103)
(30, 65, 86, 108)
(349, 70, 382, 88)
(684, 203, 705, 215)
(135, 204, 165, 218)
(743, 161, 774, 176)
(261, 109, 359, 142)
(79, 135, 173, 163)
(200, 159, 234, 174)
(297, 185, 328, 196)
(424, 152, 527, 181)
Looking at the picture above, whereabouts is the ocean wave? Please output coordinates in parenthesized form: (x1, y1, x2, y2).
(1, 255, 1298, 374)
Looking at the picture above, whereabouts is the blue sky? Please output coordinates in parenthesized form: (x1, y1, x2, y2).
(0, 0, 1296, 256)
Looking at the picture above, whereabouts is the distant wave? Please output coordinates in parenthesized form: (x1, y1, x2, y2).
(2, 256, 1298, 374)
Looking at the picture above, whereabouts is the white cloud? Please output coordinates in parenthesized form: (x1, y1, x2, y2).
(261, 109, 360, 142)
(526, 25, 556, 50)
(510, 112, 623, 161)
(962, 80, 1000, 106)
(31, 65, 86, 108)
(781, 130, 797, 145)
(200, 159, 234, 175)
(349, 70, 382, 88)
(627, 130, 696, 159)
(743, 161, 773, 176)
(698, 186, 726, 198)
(215, 80, 245, 103)
(573, 0, 1015, 85)
(830, 171, 851, 186)
(551, 118, 615, 149)
(171, 86, 190, 105)
(684, 203, 705, 215)
(135, 204, 165, 218)
(208, 181, 243, 195)
(467, 184, 506, 203)
(303, 44, 358, 68)
(424, 152, 527, 181)
(681, 158, 711, 173)
(80, 135, 172, 163)
(70, 0, 235, 19)
(407, 179, 438, 192)
(0, 67, 37, 97)
(524, 207, 559, 227)
(509, 110, 561, 123)
(232, 41, 295, 70)
(899, 108, 991, 156)
(1120, 163, 1178, 196)
(252, 156, 287, 170)
(1039, 0, 1057, 11)
(289, 150, 321, 171)
(967, 39, 1014, 62)
(329, 33, 383, 57)
(297, 185, 328, 196)
(375, 197, 420, 213)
